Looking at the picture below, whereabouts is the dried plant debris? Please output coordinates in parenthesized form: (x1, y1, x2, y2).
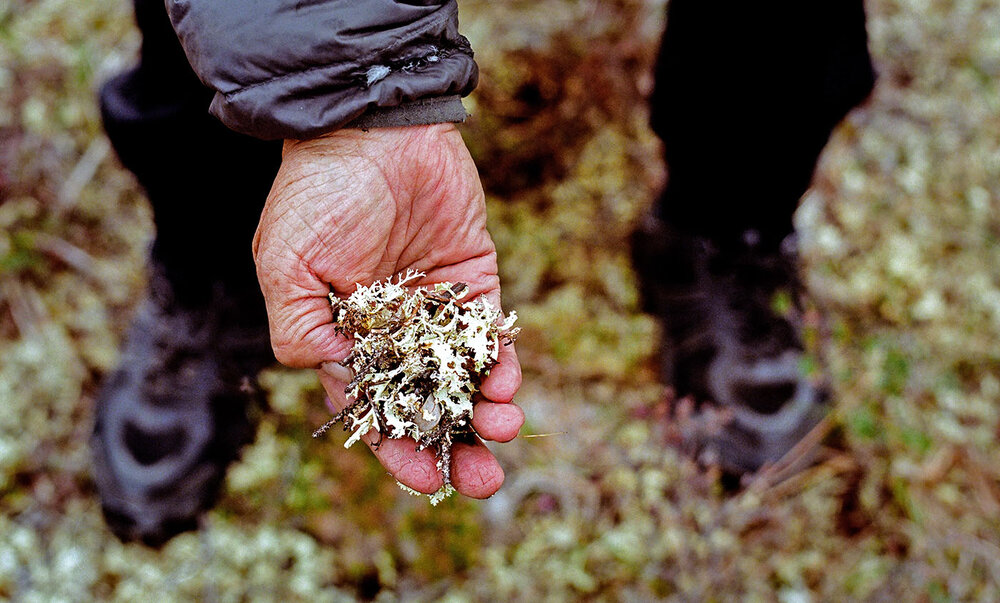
(312, 270, 519, 504)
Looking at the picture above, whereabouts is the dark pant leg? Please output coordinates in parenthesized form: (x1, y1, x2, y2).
(99, 0, 282, 307)
(650, 0, 875, 250)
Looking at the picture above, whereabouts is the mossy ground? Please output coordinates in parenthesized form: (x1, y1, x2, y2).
(1, 0, 999, 600)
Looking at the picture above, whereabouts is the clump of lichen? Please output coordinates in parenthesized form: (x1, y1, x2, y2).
(313, 270, 519, 503)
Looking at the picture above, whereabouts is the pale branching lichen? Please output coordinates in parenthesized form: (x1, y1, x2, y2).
(313, 270, 519, 504)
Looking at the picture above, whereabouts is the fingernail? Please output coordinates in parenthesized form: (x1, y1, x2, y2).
(320, 361, 354, 382)
(323, 395, 337, 414)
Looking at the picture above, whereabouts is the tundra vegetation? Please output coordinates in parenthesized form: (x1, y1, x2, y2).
(313, 271, 519, 505)
(1, 0, 998, 599)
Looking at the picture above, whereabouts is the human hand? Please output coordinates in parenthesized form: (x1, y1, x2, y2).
(252, 124, 523, 499)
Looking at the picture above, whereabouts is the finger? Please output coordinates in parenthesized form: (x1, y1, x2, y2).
(319, 360, 354, 384)
(480, 340, 521, 403)
(403, 269, 521, 403)
(317, 370, 444, 494)
(472, 400, 524, 443)
(449, 438, 505, 499)
(365, 436, 444, 494)
(467, 287, 522, 404)
(323, 367, 524, 444)
(318, 370, 509, 496)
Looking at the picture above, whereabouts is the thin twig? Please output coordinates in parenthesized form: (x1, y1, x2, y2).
(748, 416, 834, 493)
(32, 232, 100, 281)
(56, 137, 110, 214)
(0, 280, 47, 337)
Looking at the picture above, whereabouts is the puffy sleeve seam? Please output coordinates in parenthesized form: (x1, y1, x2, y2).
(221, 7, 461, 102)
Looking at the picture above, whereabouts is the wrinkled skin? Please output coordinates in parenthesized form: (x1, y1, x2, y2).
(253, 124, 524, 498)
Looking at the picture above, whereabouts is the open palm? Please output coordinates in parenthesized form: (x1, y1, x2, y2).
(253, 124, 523, 498)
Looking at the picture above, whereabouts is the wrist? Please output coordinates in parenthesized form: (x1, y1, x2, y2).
(343, 95, 468, 130)
(282, 123, 470, 184)
(284, 121, 457, 153)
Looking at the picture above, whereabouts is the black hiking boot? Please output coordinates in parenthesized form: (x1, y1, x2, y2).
(91, 266, 273, 547)
(632, 215, 827, 474)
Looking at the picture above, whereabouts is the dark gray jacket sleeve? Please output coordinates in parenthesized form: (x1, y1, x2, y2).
(165, 0, 477, 140)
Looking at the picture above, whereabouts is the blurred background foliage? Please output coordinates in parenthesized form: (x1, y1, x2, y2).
(1, 0, 999, 600)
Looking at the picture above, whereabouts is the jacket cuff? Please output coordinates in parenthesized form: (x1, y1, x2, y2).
(343, 95, 467, 130)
